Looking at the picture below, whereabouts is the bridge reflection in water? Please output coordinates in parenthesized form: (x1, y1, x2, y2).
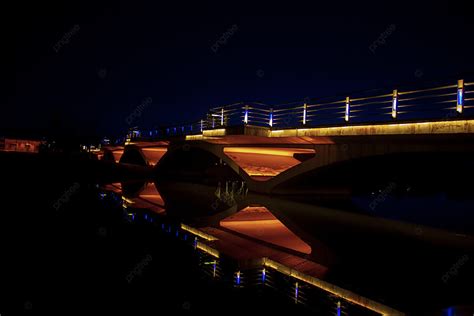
(100, 180, 474, 315)
(96, 79, 474, 315)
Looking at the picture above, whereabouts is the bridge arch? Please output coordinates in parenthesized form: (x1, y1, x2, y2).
(119, 145, 148, 166)
(265, 138, 474, 194)
(154, 141, 253, 184)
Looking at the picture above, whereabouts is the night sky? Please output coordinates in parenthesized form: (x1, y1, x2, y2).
(8, 3, 474, 139)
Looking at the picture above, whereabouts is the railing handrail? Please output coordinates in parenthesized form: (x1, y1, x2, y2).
(128, 78, 473, 140)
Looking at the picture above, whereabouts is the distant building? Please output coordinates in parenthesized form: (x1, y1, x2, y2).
(0, 137, 43, 153)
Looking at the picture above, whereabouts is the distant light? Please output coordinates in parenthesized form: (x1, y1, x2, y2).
(303, 103, 307, 125)
(457, 79, 464, 113)
(200, 120, 203, 132)
(294, 282, 299, 303)
(236, 271, 241, 285)
(221, 108, 224, 126)
(262, 268, 266, 282)
(392, 89, 398, 119)
(244, 105, 249, 124)
(269, 109, 273, 127)
(345, 97, 350, 122)
(213, 261, 217, 277)
(337, 301, 341, 316)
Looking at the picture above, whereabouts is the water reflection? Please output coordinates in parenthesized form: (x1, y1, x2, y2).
(119, 181, 166, 215)
(102, 180, 474, 315)
(220, 206, 312, 255)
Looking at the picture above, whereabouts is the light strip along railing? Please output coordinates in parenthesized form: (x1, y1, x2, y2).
(135, 79, 472, 139)
(272, 79, 472, 129)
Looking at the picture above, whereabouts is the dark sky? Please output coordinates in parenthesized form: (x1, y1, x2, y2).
(8, 3, 474, 138)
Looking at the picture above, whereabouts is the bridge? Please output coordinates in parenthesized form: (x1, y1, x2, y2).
(102, 78, 474, 194)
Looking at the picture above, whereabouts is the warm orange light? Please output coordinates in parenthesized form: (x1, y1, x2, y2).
(270, 119, 474, 137)
(224, 147, 314, 157)
(186, 134, 204, 140)
(181, 224, 218, 241)
(141, 147, 168, 165)
(220, 206, 312, 254)
(224, 147, 315, 180)
(263, 258, 403, 315)
(203, 129, 226, 137)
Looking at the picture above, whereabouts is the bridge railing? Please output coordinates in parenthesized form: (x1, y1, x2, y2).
(131, 79, 473, 140)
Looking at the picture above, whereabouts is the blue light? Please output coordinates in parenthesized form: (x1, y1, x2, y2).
(236, 271, 241, 285)
(457, 80, 464, 113)
(392, 90, 398, 118)
(161, 223, 165, 230)
(262, 268, 266, 282)
(337, 301, 341, 316)
(303, 104, 307, 125)
(445, 307, 454, 316)
(345, 97, 350, 122)
(176, 230, 179, 237)
(294, 282, 298, 303)
(184, 234, 187, 241)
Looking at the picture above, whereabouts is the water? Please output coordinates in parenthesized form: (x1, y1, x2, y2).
(107, 179, 474, 315)
(2, 151, 473, 315)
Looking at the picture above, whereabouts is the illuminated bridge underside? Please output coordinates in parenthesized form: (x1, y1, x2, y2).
(104, 119, 474, 194)
(119, 142, 168, 166)
(223, 147, 315, 180)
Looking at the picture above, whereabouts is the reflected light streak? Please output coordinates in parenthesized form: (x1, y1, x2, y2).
(181, 224, 218, 241)
(220, 206, 312, 254)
